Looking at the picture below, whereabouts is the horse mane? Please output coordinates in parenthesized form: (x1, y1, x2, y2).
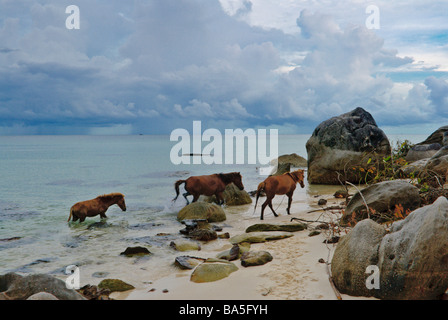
(96, 192, 125, 199)
(218, 172, 240, 183)
(285, 171, 302, 183)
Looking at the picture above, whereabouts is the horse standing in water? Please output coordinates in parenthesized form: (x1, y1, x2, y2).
(68, 193, 127, 223)
(173, 172, 244, 205)
(254, 170, 305, 220)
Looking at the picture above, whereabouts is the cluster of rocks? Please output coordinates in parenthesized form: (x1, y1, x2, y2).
(306, 107, 448, 299)
(174, 200, 307, 283)
(401, 126, 448, 179)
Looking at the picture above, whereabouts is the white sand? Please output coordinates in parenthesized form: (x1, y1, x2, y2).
(112, 185, 370, 300)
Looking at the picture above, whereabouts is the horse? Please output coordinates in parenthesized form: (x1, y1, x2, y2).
(68, 192, 126, 223)
(254, 170, 305, 220)
(173, 172, 244, 205)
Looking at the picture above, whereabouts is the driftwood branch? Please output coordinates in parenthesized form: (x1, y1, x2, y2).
(344, 181, 370, 219)
(307, 206, 344, 213)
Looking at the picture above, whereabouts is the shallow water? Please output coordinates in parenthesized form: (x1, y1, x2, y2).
(0, 134, 425, 287)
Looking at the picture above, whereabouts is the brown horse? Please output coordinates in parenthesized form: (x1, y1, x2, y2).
(68, 193, 126, 223)
(254, 170, 305, 220)
(173, 172, 244, 205)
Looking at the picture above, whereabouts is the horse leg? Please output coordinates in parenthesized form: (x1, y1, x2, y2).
(192, 193, 200, 203)
(216, 192, 224, 206)
(267, 197, 279, 217)
(183, 192, 191, 205)
(260, 200, 268, 220)
(100, 211, 108, 219)
(286, 193, 293, 215)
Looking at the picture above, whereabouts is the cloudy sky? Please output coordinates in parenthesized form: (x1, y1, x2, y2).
(0, 0, 447, 135)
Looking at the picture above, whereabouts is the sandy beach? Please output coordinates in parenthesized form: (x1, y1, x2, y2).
(111, 184, 369, 301)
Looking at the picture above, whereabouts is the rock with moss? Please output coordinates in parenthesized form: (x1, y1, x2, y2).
(229, 231, 293, 244)
(177, 202, 226, 222)
(245, 223, 306, 233)
(240, 251, 273, 267)
(190, 258, 238, 283)
(203, 183, 252, 206)
(170, 239, 201, 251)
(97, 279, 135, 293)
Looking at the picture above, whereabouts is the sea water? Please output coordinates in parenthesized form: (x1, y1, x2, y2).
(0, 134, 425, 287)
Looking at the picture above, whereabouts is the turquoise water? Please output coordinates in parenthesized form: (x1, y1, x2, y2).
(0, 134, 425, 286)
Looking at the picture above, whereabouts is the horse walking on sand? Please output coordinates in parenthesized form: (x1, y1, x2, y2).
(173, 172, 244, 205)
(68, 192, 126, 223)
(254, 170, 305, 220)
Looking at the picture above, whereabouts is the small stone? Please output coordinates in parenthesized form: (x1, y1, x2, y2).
(318, 199, 327, 206)
(120, 246, 151, 257)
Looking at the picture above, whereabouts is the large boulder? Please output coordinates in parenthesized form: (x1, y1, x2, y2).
(306, 107, 391, 184)
(341, 180, 421, 225)
(332, 197, 448, 299)
(177, 202, 226, 222)
(331, 219, 387, 297)
(0, 273, 85, 300)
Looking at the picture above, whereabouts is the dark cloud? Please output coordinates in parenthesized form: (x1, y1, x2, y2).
(0, 0, 446, 135)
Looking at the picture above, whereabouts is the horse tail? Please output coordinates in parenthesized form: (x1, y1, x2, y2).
(68, 206, 74, 222)
(253, 181, 265, 213)
(173, 180, 186, 202)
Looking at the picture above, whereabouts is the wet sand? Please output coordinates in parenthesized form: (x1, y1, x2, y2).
(111, 185, 370, 300)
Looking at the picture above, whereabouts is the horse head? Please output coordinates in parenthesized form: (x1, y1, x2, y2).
(220, 172, 244, 190)
(115, 194, 127, 211)
(291, 170, 305, 188)
(232, 172, 245, 190)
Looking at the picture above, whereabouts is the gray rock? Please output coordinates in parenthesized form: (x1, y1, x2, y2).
(332, 197, 448, 299)
(306, 107, 391, 184)
(341, 180, 421, 225)
(27, 292, 59, 300)
(0, 273, 85, 300)
(415, 125, 448, 146)
(270, 153, 307, 167)
(405, 143, 441, 162)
